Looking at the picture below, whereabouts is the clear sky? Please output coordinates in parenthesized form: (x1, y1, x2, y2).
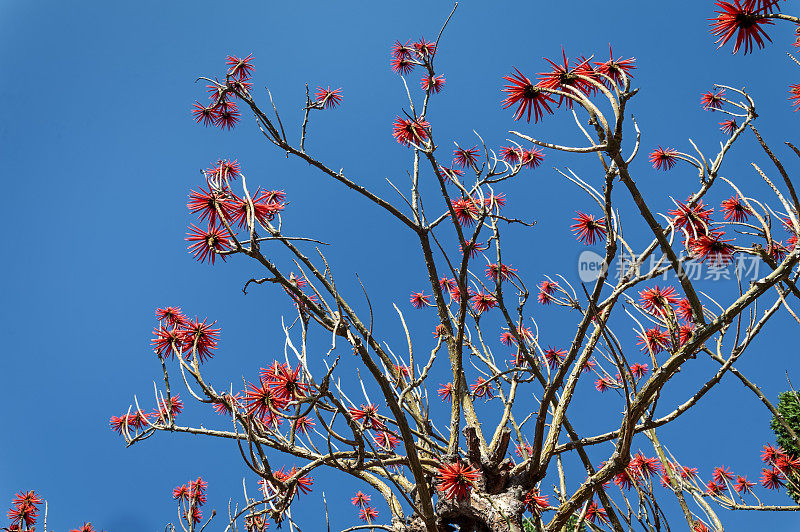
(1, 1, 800, 531)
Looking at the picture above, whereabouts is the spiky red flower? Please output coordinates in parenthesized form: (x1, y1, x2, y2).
(594, 45, 636, 86)
(543, 347, 566, 369)
(12, 492, 42, 508)
(571, 212, 607, 245)
(486, 263, 518, 282)
(594, 377, 615, 393)
(679, 324, 695, 346)
(314, 86, 343, 109)
(500, 146, 522, 164)
(358, 506, 379, 523)
(515, 441, 534, 458)
(109, 413, 137, 434)
(451, 197, 480, 226)
(7, 502, 39, 528)
(710, 1, 774, 55)
(215, 101, 240, 130)
(719, 119, 738, 135)
(639, 285, 680, 316)
(790, 84, 800, 111)
(438, 382, 453, 402)
(631, 452, 663, 480)
(524, 488, 550, 514)
(374, 430, 400, 451)
(350, 404, 384, 430)
(268, 364, 308, 401)
(721, 196, 750, 222)
(470, 377, 495, 399)
(585, 500, 608, 523)
(613, 465, 639, 490)
(230, 189, 285, 229)
(409, 291, 433, 309)
(351, 491, 371, 507)
(520, 148, 545, 169)
(173, 484, 189, 501)
(760, 467, 785, 489)
(637, 328, 670, 354)
(734, 475, 756, 493)
(669, 199, 714, 236)
(460, 239, 489, 259)
(630, 363, 649, 379)
(690, 232, 736, 266)
(741, 0, 784, 13)
(453, 146, 480, 168)
(245, 380, 288, 421)
(676, 298, 694, 322)
(186, 223, 232, 264)
(156, 307, 188, 328)
(70, 522, 96, 532)
(192, 101, 219, 126)
(183, 317, 220, 363)
(390, 56, 415, 75)
(501, 68, 555, 123)
(438, 165, 464, 184)
(500, 325, 533, 346)
(436, 461, 481, 500)
(391, 40, 414, 60)
(421, 75, 446, 93)
(274, 466, 314, 498)
(537, 50, 595, 108)
(392, 117, 430, 146)
(412, 37, 436, 58)
(470, 290, 497, 313)
(152, 326, 184, 358)
(154, 394, 184, 421)
(649, 146, 679, 170)
(713, 466, 735, 484)
(538, 280, 558, 304)
(701, 89, 726, 111)
(226, 54, 255, 79)
(188, 185, 233, 227)
(212, 392, 243, 415)
(206, 158, 242, 183)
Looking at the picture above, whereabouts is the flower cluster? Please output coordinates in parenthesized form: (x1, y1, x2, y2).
(151, 306, 220, 363)
(436, 460, 481, 500)
(244, 362, 310, 429)
(191, 54, 255, 130)
(5, 491, 42, 531)
(351, 491, 379, 524)
(173, 477, 208, 526)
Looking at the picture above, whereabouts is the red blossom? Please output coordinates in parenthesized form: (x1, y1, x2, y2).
(421, 75, 445, 93)
(314, 86, 343, 109)
(413, 38, 436, 58)
(538, 280, 558, 304)
(438, 382, 453, 402)
(790, 84, 800, 111)
(391, 56, 415, 75)
(639, 285, 680, 316)
(524, 488, 550, 514)
(453, 146, 480, 168)
(391, 40, 414, 60)
(192, 101, 219, 126)
(212, 392, 243, 415)
(409, 291, 433, 309)
(358, 506, 379, 523)
(436, 461, 481, 500)
(500, 146, 522, 164)
(351, 491, 370, 507)
(721, 196, 750, 222)
(470, 377, 495, 399)
(188, 185, 233, 227)
(392, 116, 430, 146)
(374, 430, 400, 451)
(689, 232, 736, 266)
(649, 146, 679, 170)
(760, 467, 785, 489)
(571, 212, 607, 245)
(156, 307, 188, 328)
(537, 50, 595, 108)
(719, 119, 738, 134)
(151, 326, 184, 358)
(734, 475, 756, 493)
(226, 54, 255, 79)
(520, 147, 545, 169)
(595, 377, 616, 392)
(585, 500, 609, 523)
(215, 101, 240, 130)
(186, 223, 232, 264)
(630, 363, 649, 379)
(245, 380, 288, 421)
(701, 89, 726, 110)
(669, 198, 714, 237)
(543, 347, 566, 369)
(501, 68, 555, 123)
(710, 1, 774, 55)
(267, 364, 308, 401)
(350, 404, 384, 430)
(470, 290, 497, 313)
(594, 45, 636, 86)
(183, 317, 220, 363)
(206, 158, 242, 183)
(637, 327, 670, 355)
(451, 197, 480, 226)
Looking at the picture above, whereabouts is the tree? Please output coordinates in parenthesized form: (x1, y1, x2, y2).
(6, 2, 800, 532)
(771, 391, 800, 503)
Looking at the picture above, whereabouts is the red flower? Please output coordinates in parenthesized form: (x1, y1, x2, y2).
(156, 307, 188, 328)
(358, 506, 379, 523)
(594, 45, 636, 86)
(500, 325, 533, 346)
(12, 492, 42, 508)
(438, 382, 453, 402)
(212, 392, 243, 415)
(515, 441, 534, 458)
(538, 280, 558, 305)
(630, 363, 649, 379)
(613, 465, 639, 490)
(273, 467, 314, 499)
(183, 317, 220, 363)
(734, 475, 756, 493)
(192, 101, 219, 127)
(543, 347, 566, 369)
(637, 328, 670, 354)
(571, 212, 607, 245)
(409, 291, 433, 309)
(350, 404, 384, 430)
(226, 54, 255, 80)
(453, 146, 480, 168)
(470, 377, 495, 399)
(669, 199, 714, 236)
(679, 324, 695, 346)
(268, 364, 308, 401)
(760, 467, 785, 489)
(186, 223, 232, 264)
(436, 461, 481, 500)
(520, 147, 545, 169)
(230, 189, 285, 229)
(639, 285, 679, 316)
(500, 146, 522, 164)
(501, 68, 555, 123)
(294, 415, 315, 435)
(70, 522, 97, 532)
(742, 0, 784, 13)
(524, 488, 550, 514)
(215, 101, 240, 130)
(351, 491, 371, 507)
(676, 298, 694, 322)
(154, 394, 184, 421)
(470, 290, 497, 313)
(392, 117, 430, 146)
(538, 50, 595, 108)
(790, 84, 800, 111)
(413, 38, 437, 58)
(245, 380, 288, 421)
(421, 75, 446, 93)
(649, 146, 679, 170)
(206, 158, 242, 183)
(585, 500, 608, 523)
(314, 86, 343, 109)
(721, 196, 750, 222)
(438, 165, 464, 184)
(701, 89, 726, 111)
(630, 452, 663, 480)
(713, 466, 735, 484)
(689, 232, 736, 266)
(451, 197, 480, 226)
(719, 119, 738, 135)
(374, 430, 400, 451)
(109, 413, 136, 434)
(152, 326, 184, 358)
(188, 185, 233, 227)
(485, 262, 518, 282)
(391, 40, 414, 60)
(710, 1, 774, 55)
(391, 56, 415, 75)
(460, 239, 489, 258)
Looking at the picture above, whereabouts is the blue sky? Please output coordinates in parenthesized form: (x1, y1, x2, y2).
(1, 1, 800, 530)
